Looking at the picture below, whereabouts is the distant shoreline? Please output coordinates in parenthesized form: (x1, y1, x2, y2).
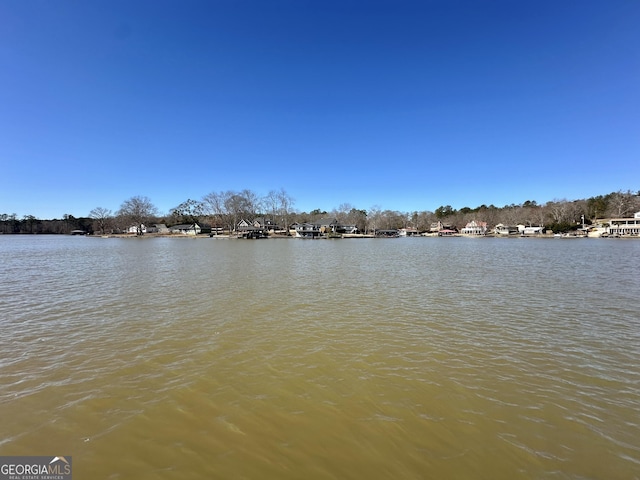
(75, 233, 639, 240)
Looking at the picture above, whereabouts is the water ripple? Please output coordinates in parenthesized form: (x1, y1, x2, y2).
(1, 236, 639, 478)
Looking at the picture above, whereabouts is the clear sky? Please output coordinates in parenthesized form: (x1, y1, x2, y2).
(1, 0, 639, 219)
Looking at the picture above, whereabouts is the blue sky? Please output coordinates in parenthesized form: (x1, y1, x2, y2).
(1, 0, 638, 219)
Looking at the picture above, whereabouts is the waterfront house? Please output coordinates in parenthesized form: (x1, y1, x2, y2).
(237, 219, 259, 232)
(518, 225, 544, 235)
(126, 224, 146, 234)
(317, 217, 339, 233)
(608, 211, 640, 236)
(295, 222, 321, 238)
(169, 223, 201, 235)
(431, 221, 456, 234)
(236, 219, 252, 231)
(146, 224, 169, 234)
(461, 220, 487, 236)
(253, 217, 279, 231)
(398, 227, 420, 236)
(338, 224, 358, 234)
(430, 221, 445, 233)
(494, 224, 519, 235)
(294, 217, 345, 238)
(235, 219, 266, 238)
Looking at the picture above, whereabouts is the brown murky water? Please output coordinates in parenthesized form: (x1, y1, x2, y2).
(1, 236, 639, 479)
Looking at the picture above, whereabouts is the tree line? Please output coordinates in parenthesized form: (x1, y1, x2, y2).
(1, 189, 639, 235)
(0, 213, 94, 235)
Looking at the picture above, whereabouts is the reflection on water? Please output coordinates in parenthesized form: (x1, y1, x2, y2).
(1, 236, 639, 479)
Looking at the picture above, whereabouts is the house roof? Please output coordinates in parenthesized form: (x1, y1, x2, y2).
(464, 221, 487, 228)
(316, 217, 338, 226)
(253, 216, 274, 223)
(170, 223, 199, 230)
(253, 217, 276, 227)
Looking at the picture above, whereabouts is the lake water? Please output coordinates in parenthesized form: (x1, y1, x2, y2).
(1, 235, 639, 479)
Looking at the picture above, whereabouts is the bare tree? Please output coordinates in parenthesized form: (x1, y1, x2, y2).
(567, 201, 585, 226)
(544, 199, 584, 231)
(533, 204, 547, 227)
(376, 210, 405, 230)
(170, 199, 204, 233)
(349, 208, 367, 232)
(264, 190, 280, 227)
(224, 191, 252, 231)
(586, 195, 608, 221)
(89, 207, 113, 235)
(202, 191, 229, 230)
(499, 204, 523, 226)
(277, 188, 294, 234)
(416, 210, 435, 232)
(608, 190, 635, 218)
(367, 206, 382, 233)
(117, 196, 158, 235)
(241, 189, 261, 219)
(546, 199, 571, 225)
(333, 203, 354, 224)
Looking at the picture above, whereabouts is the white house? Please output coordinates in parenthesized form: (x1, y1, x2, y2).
(169, 223, 201, 235)
(126, 224, 146, 234)
(398, 227, 420, 236)
(494, 224, 519, 235)
(608, 212, 640, 236)
(518, 225, 544, 235)
(461, 220, 487, 235)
